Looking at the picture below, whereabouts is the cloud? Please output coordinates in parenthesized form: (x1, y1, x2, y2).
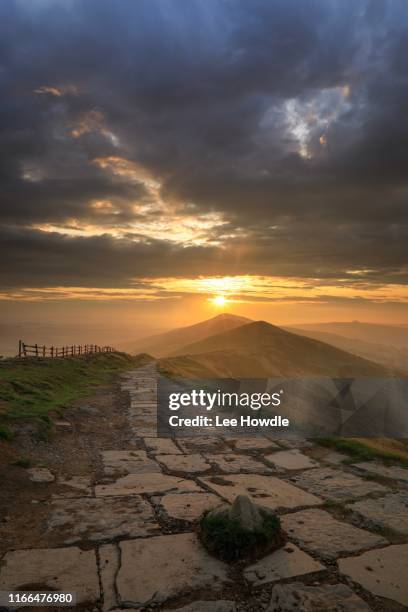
(0, 0, 407, 302)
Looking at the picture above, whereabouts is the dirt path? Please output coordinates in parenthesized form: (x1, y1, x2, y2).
(1, 364, 408, 611)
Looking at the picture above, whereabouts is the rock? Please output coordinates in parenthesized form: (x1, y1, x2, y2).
(0, 547, 99, 605)
(290, 467, 386, 502)
(116, 533, 230, 607)
(228, 495, 264, 530)
(102, 450, 161, 475)
(281, 508, 387, 559)
(155, 453, 211, 474)
(95, 472, 202, 496)
(57, 475, 92, 497)
(144, 437, 182, 454)
(205, 453, 273, 474)
(347, 491, 408, 535)
(159, 492, 220, 521)
(339, 544, 408, 607)
(54, 420, 72, 430)
(28, 467, 55, 483)
(244, 544, 324, 586)
(199, 474, 320, 510)
(269, 582, 371, 611)
(352, 461, 408, 483)
(178, 437, 232, 454)
(99, 544, 119, 611)
(231, 437, 279, 451)
(79, 404, 99, 415)
(265, 449, 319, 470)
(48, 496, 159, 542)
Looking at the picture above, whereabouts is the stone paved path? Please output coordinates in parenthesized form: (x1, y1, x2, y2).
(1, 363, 408, 611)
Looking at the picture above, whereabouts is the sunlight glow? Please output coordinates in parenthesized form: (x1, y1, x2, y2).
(211, 295, 228, 307)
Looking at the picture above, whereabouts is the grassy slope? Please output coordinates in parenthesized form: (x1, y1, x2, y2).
(0, 352, 152, 438)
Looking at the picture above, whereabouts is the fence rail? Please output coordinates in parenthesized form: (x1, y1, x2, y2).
(18, 340, 115, 359)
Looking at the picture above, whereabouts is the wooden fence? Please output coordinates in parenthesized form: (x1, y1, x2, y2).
(18, 340, 115, 359)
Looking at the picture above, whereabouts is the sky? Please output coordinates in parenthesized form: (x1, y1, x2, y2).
(1, 0, 408, 352)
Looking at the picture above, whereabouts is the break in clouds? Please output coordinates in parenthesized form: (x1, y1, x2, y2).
(1, 0, 408, 301)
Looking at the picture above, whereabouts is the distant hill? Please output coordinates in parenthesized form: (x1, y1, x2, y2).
(128, 313, 251, 357)
(285, 327, 408, 373)
(291, 321, 408, 348)
(158, 320, 395, 378)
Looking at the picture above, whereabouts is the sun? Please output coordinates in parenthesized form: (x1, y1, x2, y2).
(212, 295, 228, 307)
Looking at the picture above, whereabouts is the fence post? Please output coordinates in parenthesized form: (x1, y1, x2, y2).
(18, 340, 22, 358)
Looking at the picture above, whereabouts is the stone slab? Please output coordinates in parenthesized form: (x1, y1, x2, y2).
(158, 492, 221, 521)
(155, 453, 211, 474)
(265, 449, 319, 470)
(199, 474, 321, 510)
(353, 461, 408, 483)
(322, 451, 349, 465)
(102, 450, 161, 476)
(231, 437, 279, 451)
(117, 533, 229, 606)
(28, 467, 54, 483)
(339, 544, 408, 607)
(0, 547, 99, 604)
(291, 467, 386, 501)
(144, 437, 182, 454)
(244, 543, 324, 586)
(56, 475, 92, 497)
(99, 544, 119, 611)
(48, 496, 159, 542)
(178, 437, 232, 454)
(348, 492, 408, 535)
(95, 472, 201, 496)
(205, 453, 272, 474)
(281, 508, 386, 559)
(269, 582, 371, 611)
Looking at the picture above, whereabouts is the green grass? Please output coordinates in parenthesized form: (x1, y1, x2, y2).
(12, 457, 32, 468)
(200, 511, 282, 562)
(0, 424, 14, 440)
(0, 352, 153, 430)
(317, 437, 408, 467)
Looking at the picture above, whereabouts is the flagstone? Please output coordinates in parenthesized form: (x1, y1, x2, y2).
(144, 437, 182, 454)
(281, 508, 386, 559)
(231, 437, 280, 451)
(199, 474, 321, 510)
(178, 437, 232, 454)
(170, 602, 236, 611)
(290, 467, 387, 501)
(99, 544, 119, 611)
(116, 533, 230, 607)
(27, 467, 55, 483)
(0, 547, 99, 605)
(155, 453, 211, 474)
(265, 449, 319, 470)
(204, 453, 273, 474)
(48, 496, 159, 542)
(353, 461, 408, 483)
(339, 544, 408, 607)
(95, 472, 202, 496)
(244, 543, 324, 586)
(347, 492, 408, 535)
(269, 582, 371, 611)
(158, 492, 221, 521)
(102, 450, 161, 476)
(56, 475, 92, 497)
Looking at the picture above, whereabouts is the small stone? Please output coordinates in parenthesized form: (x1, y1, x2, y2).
(28, 467, 55, 483)
(231, 438, 279, 451)
(178, 437, 232, 454)
(339, 544, 408, 607)
(54, 420, 72, 430)
(353, 461, 408, 483)
(244, 544, 324, 586)
(269, 582, 371, 611)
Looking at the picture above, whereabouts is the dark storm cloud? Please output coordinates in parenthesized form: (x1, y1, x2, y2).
(1, 0, 407, 288)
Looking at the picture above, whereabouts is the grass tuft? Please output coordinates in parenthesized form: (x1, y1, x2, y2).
(317, 437, 408, 467)
(200, 511, 283, 562)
